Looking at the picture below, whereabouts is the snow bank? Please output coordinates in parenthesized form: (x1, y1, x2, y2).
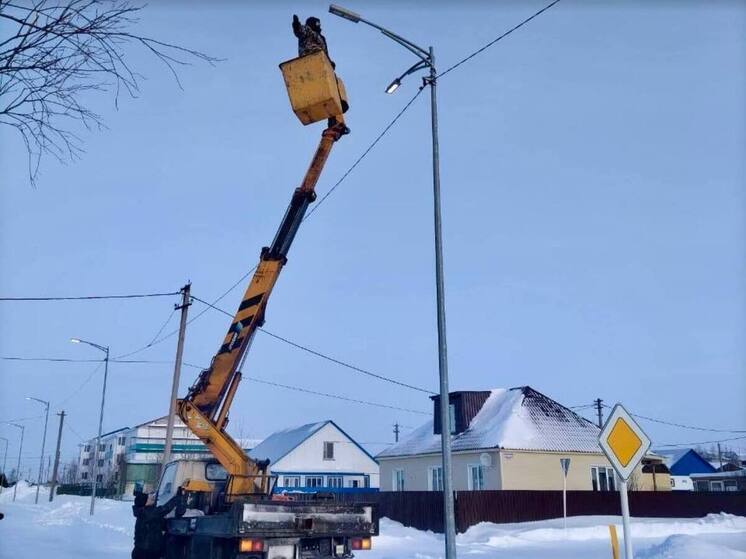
(1, 490, 745, 559)
(638, 534, 746, 559)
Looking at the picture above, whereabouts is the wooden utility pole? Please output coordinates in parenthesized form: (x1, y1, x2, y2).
(163, 284, 191, 467)
(393, 422, 400, 443)
(595, 399, 604, 428)
(717, 442, 723, 470)
(49, 410, 65, 502)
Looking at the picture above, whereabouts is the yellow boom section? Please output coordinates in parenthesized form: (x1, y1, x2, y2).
(177, 121, 347, 498)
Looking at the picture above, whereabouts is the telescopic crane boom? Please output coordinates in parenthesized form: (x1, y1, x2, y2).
(177, 119, 348, 499)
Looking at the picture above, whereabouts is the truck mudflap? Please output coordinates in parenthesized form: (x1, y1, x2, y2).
(241, 502, 378, 539)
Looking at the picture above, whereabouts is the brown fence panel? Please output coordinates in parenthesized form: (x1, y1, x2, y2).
(627, 491, 746, 518)
(340, 491, 746, 534)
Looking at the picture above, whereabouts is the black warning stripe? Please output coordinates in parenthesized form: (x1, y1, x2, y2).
(228, 315, 255, 336)
(238, 293, 264, 312)
(218, 335, 245, 355)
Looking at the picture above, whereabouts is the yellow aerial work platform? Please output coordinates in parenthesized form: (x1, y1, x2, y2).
(280, 51, 349, 126)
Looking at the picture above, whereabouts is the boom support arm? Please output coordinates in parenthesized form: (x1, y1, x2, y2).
(177, 123, 347, 498)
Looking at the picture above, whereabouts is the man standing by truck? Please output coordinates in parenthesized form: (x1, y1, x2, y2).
(132, 488, 182, 559)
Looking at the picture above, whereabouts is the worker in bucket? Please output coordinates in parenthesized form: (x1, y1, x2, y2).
(292, 15, 334, 66)
(131, 488, 183, 559)
(291, 14, 350, 134)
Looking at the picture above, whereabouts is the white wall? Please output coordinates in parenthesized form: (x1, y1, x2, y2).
(670, 475, 693, 491)
(273, 423, 380, 488)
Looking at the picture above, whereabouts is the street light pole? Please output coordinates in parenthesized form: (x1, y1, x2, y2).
(0, 436, 8, 480)
(9, 423, 25, 502)
(27, 396, 50, 504)
(328, 7, 456, 557)
(71, 337, 109, 516)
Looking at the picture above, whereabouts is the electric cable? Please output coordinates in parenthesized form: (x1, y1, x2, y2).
(600, 403, 746, 434)
(437, 0, 563, 79)
(304, 86, 425, 221)
(656, 435, 746, 448)
(189, 295, 435, 394)
(244, 375, 430, 416)
(0, 291, 179, 301)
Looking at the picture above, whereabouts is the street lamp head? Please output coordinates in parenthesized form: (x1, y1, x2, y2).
(329, 4, 361, 23)
(70, 338, 81, 344)
(385, 79, 401, 94)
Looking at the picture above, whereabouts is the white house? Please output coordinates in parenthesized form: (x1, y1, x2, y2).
(248, 420, 379, 493)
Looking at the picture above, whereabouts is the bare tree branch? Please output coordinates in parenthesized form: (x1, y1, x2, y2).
(0, 0, 219, 185)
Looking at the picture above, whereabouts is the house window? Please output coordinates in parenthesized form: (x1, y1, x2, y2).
(84, 444, 91, 452)
(364, 476, 370, 488)
(694, 480, 709, 492)
(393, 469, 405, 491)
(305, 476, 324, 488)
(323, 442, 334, 460)
(349, 479, 360, 488)
(118, 436, 126, 445)
(82, 458, 90, 466)
(283, 476, 301, 488)
(467, 464, 485, 490)
(97, 459, 104, 467)
(591, 466, 616, 491)
(670, 478, 675, 488)
(327, 476, 343, 488)
(98, 444, 105, 451)
(428, 466, 444, 491)
(96, 474, 103, 483)
(81, 472, 88, 480)
(710, 481, 724, 492)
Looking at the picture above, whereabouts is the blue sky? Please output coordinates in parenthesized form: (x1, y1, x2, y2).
(1, 1, 744, 475)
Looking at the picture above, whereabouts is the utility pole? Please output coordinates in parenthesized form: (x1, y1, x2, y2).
(717, 443, 723, 471)
(49, 410, 65, 502)
(0, 436, 8, 479)
(10, 423, 24, 502)
(393, 422, 400, 443)
(595, 398, 604, 428)
(163, 283, 191, 467)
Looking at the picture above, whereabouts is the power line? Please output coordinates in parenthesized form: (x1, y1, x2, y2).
(601, 404, 746, 434)
(259, 328, 435, 395)
(656, 435, 746, 448)
(58, 362, 104, 407)
(0, 291, 179, 301)
(114, 271, 257, 360)
(244, 375, 429, 416)
(438, 0, 563, 79)
(189, 295, 435, 394)
(304, 86, 425, 221)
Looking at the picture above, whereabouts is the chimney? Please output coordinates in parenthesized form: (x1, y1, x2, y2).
(431, 391, 491, 436)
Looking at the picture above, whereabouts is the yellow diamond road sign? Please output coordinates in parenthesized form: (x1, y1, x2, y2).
(598, 403, 651, 481)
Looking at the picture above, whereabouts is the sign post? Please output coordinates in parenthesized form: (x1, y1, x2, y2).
(560, 457, 571, 530)
(598, 404, 651, 559)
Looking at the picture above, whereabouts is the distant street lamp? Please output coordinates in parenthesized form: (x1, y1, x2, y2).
(6, 423, 25, 501)
(328, 6, 456, 558)
(0, 436, 8, 480)
(70, 337, 109, 516)
(26, 396, 50, 504)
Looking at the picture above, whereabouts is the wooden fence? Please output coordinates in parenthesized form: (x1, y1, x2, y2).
(339, 490, 746, 533)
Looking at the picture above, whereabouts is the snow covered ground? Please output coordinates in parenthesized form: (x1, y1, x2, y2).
(2, 483, 745, 558)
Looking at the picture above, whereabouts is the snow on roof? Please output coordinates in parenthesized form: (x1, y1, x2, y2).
(653, 448, 690, 467)
(691, 469, 745, 479)
(377, 387, 602, 459)
(248, 421, 329, 464)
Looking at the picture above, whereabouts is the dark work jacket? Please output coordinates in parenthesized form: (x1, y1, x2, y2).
(132, 494, 179, 552)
